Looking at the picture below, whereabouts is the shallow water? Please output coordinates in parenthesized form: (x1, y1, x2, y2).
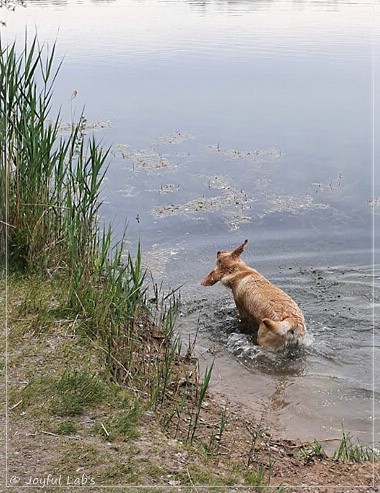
(3, 0, 379, 448)
(179, 263, 378, 449)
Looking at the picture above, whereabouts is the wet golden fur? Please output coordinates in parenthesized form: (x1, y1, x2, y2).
(201, 240, 306, 351)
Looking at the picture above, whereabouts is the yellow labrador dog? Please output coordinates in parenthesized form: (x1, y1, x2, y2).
(201, 240, 306, 351)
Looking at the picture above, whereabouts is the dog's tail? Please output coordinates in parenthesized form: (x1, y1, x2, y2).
(262, 317, 304, 339)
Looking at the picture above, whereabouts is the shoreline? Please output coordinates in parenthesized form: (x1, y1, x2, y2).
(3, 272, 378, 491)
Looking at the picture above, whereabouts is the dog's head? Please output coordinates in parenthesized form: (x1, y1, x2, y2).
(201, 239, 248, 286)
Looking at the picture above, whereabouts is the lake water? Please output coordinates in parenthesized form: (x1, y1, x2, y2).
(3, 0, 379, 450)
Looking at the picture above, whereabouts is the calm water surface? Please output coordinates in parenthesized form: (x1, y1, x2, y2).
(3, 0, 379, 448)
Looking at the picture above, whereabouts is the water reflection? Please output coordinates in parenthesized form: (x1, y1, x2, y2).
(27, 0, 68, 5)
(23, 0, 373, 12)
(181, 0, 366, 12)
(269, 379, 293, 411)
(28, 0, 67, 4)
(26, 0, 116, 4)
(183, 0, 274, 11)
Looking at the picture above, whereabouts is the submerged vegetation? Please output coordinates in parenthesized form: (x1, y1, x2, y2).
(2, 38, 378, 489)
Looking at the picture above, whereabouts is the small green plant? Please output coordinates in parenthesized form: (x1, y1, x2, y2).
(242, 463, 267, 487)
(277, 485, 289, 492)
(148, 297, 181, 408)
(187, 361, 214, 445)
(17, 376, 54, 412)
(247, 423, 268, 467)
(333, 429, 378, 463)
(298, 439, 327, 462)
(209, 401, 229, 452)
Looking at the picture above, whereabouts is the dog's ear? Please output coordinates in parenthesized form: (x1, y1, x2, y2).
(231, 239, 248, 259)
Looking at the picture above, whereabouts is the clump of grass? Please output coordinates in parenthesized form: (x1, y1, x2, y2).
(241, 463, 267, 487)
(13, 376, 54, 414)
(298, 439, 327, 463)
(92, 403, 141, 442)
(333, 429, 379, 463)
(10, 275, 68, 337)
(110, 406, 141, 440)
(51, 369, 106, 416)
(54, 420, 78, 436)
(58, 442, 103, 471)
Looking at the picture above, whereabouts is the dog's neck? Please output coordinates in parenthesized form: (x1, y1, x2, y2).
(220, 263, 260, 289)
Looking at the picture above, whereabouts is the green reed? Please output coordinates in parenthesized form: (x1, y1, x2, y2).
(2, 37, 213, 442)
(1, 37, 106, 273)
(187, 361, 214, 445)
(208, 401, 229, 452)
(1, 38, 139, 363)
(1, 37, 146, 340)
(333, 428, 379, 463)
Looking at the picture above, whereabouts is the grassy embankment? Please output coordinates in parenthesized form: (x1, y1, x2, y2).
(1, 39, 378, 491)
